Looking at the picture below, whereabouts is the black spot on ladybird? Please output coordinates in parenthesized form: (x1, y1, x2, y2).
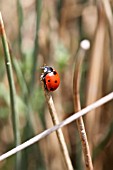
(48, 80, 50, 82)
(50, 88, 54, 91)
(53, 71, 57, 75)
(54, 80, 57, 83)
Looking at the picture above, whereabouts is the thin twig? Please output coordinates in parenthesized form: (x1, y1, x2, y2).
(0, 12, 21, 170)
(0, 92, 113, 161)
(42, 84, 74, 170)
(73, 43, 93, 170)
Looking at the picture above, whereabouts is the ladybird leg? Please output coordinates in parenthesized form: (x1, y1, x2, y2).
(40, 74, 48, 90)
(40, 74, 44, 81)
(43, 80, 48, 90)
(44, 83, 48, 90)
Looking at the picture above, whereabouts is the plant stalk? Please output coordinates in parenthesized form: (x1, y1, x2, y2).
(73, 47, 93, 170)
(0, 12, 21, 170)
(42, 82, 74, 170)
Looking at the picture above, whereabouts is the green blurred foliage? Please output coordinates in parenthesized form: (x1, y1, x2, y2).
(55, 41, 70, 71)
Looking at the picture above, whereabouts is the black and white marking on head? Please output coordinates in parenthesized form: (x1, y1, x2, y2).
(44, 66, 53, 73)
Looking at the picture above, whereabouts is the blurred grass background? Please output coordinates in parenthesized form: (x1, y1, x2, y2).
(0, 0, 113, 170)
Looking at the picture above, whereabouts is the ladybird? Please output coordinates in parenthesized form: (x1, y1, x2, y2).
(41, 66, 60, 91)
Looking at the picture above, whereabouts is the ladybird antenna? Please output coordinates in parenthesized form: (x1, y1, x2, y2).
(40, 63, 47, 69)
(40, 66, 45, 70)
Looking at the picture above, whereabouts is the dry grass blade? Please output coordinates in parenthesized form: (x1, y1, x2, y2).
(42, 83, 74, 170)
(85, 4, 106, 150)
(102, 0, 113, 59)
(102, 0, 113, 90)
(73, 44, 93, 170)
(102, 0, 113, 29)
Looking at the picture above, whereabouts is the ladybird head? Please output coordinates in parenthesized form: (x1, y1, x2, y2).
(41, 66, 54, 81)
(41, 66, 53, 73)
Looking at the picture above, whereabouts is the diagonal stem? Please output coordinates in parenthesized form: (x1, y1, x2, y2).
(0, 92, 113, 161)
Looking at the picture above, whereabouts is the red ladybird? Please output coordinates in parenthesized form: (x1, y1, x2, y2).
(41, 66, 60, 91)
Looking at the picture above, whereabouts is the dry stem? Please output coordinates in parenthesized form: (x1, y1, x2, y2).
(42, 83, 74, 170)
(73, 48, 93, 170)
